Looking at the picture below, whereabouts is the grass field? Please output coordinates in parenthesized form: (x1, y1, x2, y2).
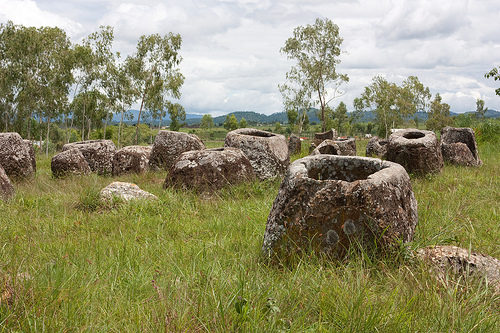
(0, 139, 499, 332)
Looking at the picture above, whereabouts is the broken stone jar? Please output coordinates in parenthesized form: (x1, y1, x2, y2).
(262, 155, 418, 261)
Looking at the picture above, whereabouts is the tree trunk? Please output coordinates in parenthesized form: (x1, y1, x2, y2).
(45, 113, 51, 156)
(82, 99, 86, 141)
(134, 92, 146, 145)
(118, 109, 124, 149)
(103, 111, 108, 140)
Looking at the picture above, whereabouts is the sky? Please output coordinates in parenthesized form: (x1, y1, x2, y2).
(1, 0, 499, 116)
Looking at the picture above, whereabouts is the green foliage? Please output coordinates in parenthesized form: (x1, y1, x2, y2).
(280, 18, 349, 132)
(476, 98, 488, 118)
(239, 117, 248, 129)
(126, 32, 184, 144)
(274, 122, 283, 134)
(357, 75, 431, 138)
(426, 93, 453, 131)
(476, 119, 500, 143)
(166, 102, 186, 131)
(484, 66, 500, 96)
(200, 113, 214, 130)
(223, 114, 238, 131)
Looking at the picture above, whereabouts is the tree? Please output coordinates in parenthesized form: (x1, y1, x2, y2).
(274, 122, 283, 134)
(476, 98, 488, 119)
(239, 117, 248, 128)
(485, 66, 500, 97)
(332, 102, 348, 136)
(286, 109, 298, 130)
(426, 93, 453, 131)
(166, 102, 185, 131)
(0, 22, 73, 154)
(281, 18, 349, 132)
(126, 32, 184, 144)
(223, 114, 238, 131)
(355, 75, 431, 138)
(200, 114, 214, 130)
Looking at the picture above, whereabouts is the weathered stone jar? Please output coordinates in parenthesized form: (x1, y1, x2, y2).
(440, 127, 482, 166)
(262, 155, 418, 261)
(164, 147, 255, 192)
(386, 129, 443, 175)
(224, 128, 289, 181)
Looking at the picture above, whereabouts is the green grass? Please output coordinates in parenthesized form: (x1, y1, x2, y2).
(0, 140, 499, 331)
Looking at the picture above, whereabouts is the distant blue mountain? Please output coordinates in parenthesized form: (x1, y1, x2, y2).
(111, 108, 500, 126)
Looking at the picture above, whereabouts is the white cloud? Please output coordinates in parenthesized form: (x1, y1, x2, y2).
(1, 0, 499, 115)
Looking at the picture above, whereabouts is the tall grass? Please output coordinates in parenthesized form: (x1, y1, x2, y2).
(0, 140, 499, 331)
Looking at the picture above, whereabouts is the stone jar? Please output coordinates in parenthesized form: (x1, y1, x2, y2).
(262, 155, 418, 261)
(164, 147, 255, 192)
(224, 128, 289, 181)
(386, 129, 443, 175)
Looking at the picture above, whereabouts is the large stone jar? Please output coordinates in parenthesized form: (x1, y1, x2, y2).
(224, 128, 289, 181)
(262, 155, 418, 261)
(164, 147, 255, 192)
(386, 129, 443, 175)
(149, 130, 205, 171)
(0, 132, 35, 180)
(440, 127, 482, 166)
(62, 140, 117, 175)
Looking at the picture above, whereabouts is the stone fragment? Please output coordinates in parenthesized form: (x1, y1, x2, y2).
(23, 140, 36, 175)
(440, 127, 482, 166)
(386, 129, 443, 175)
(149, 130, 205, 171)
(417, 245, 500, 291)
(100, 182, 158, 202)
(310, 140, 341, 156)
(365, 136, 389, 158)
(112, 145, 152, 176)
(62, 140, 116, 175)
(51, 148, 92, 178)
(0, 133, 34, 180)
(165, 147, 256, 192)
(314, 129, 337, 146)
(288, 134, 301, 155)
(334, 138, 357, 156)
(0, 164, 15, 201)
(224, 128, 289, 181)
(262, 155, 418, 261)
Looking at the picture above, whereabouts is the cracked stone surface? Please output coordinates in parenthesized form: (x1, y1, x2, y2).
(262, 155, 418, 261)
(149, 131, 205, 171)
(165, 147, 255, 192)
(0, 164, 15, 201)
(440, 127, 482, 166)
(100, 182, 158, 202)
(0, 133, 35, 180)
(112, 145, 152, 176)
(62, 140, 117, 175)
(417, 245, 500, 292)
(51, 148, 91, 178)
(386, 129, 443, 175)
(224, 128, 289, 181)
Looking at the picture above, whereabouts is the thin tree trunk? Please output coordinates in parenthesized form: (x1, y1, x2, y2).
(45, 113, 51, 156)
(103, 111, 108, 140)
(134, 92, 146, 145)
(82, 99, 86, 141)
(118, 108, 124, 149)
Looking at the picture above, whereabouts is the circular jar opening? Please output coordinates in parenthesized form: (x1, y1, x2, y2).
(318, 145, 339, 155)
(240, 130, 274, 138)
(403, 132, 425, 139)
(306, 158, 382, 182)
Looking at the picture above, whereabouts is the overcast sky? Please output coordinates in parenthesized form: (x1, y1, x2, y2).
(1, 0, 499, 116)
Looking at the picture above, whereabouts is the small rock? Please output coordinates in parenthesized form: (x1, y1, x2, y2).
(99, 182, 158, 202)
